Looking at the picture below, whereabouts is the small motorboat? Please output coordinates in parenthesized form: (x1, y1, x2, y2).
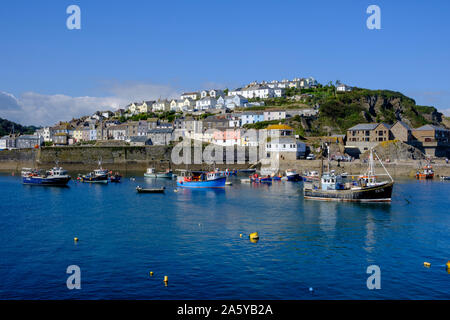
(144, 168, 174, 179)
(250, 174, 272, 183)
(285, 169, 302, 181)
(109, 173, 122, 183)
(440, 176, 450, 181)
(136, 186, 165, 193)
(416, 165, 434, 179)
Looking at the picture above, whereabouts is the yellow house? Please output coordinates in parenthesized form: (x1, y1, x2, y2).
(73, 127, 84, 142)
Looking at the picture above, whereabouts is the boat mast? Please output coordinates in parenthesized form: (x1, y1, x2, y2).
(327, 143, 330, 173)
(374, 150, 394, 182)
(368, 149, 375, 178)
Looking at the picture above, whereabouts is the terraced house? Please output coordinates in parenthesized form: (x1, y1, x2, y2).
(346, 123, 392, 154)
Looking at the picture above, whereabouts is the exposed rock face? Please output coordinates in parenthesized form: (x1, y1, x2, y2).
(361, 140, 426, 161)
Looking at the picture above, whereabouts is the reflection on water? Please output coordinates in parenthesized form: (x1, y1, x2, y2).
(0, 173, 449, 299)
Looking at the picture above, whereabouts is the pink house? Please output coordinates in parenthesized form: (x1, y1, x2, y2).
(213, 129, 242, 146)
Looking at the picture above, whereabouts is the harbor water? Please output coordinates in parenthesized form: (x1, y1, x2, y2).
(0, 173, 449, 299)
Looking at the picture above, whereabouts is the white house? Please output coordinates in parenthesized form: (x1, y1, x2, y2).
(274, 88, 285, 98)
(180, 92, 200, 100)
(230, 85, 274, 99)
(153, 99, 170, 112)
(336, 84, 353, 92)
(36, 127, 52, 142)
(266, 137, 306, 160)
(196, 97, 217, 110)
(217, 95, 248, 109)
(209, 89, 224, 98)
(264, 110, 286, 121)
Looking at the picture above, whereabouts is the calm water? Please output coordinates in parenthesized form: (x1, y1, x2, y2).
(0, 173, 448, 300)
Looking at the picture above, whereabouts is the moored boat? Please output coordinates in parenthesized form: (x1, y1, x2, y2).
(285, 169, 302, 181)
(440, 175, 450, 181)
(22, 167, 71, 186)
(176, 170, 226, 188)
(109, 173, 122, 183)
(304, 147, 394, 202)
(136, 186, 165, 193)
(144, 168, 174, 179)
(80, 168, 109, 183)
(250, 173, 272, 183)
(415, 165, 434, 179)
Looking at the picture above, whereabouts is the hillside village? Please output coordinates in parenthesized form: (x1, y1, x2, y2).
(1, 77, 449, 160)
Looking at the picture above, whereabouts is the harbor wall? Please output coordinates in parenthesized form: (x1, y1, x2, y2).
(1, 147, 449, 177)
(0, 146, 252, 173)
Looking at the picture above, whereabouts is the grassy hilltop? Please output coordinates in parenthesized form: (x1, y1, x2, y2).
(243, 85, 445, 137)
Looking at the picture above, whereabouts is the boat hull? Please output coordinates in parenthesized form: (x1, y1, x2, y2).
(286, 174, 302, 181)
(177, 176, 226, 188)
(304, 182, 394, 202)
(23, 176, 71, 186)
(144, 173, 173, 179)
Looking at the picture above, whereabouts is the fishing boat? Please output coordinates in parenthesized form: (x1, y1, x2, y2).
(176, 170, 226, 188)
(22, 167, 71, 186)
(144, 168, 174, 179)
(136, 186, 165, 193)
(304, 147, 394, 202)
(250, 173, 272, 183)
(80, 168, 109, 183)
(285, 169, 302, 181)
(415, 164, 434, 179)
(440, 175, 450, 181)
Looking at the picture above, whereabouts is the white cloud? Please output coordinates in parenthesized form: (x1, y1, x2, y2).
(0, 82, 180, 126)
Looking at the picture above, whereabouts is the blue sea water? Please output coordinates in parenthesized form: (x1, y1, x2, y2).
(0, 173, 448, 300)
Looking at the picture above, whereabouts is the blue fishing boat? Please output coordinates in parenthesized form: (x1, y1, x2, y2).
(79, 168, 109, 184)
(176, 170, 226, 188)
(22, 167, 71, 186)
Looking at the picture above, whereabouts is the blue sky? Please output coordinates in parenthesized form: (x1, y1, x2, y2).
(0, 0, 449, 125)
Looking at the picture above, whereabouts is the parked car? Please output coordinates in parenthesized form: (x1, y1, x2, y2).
(306, 154, 316, 160)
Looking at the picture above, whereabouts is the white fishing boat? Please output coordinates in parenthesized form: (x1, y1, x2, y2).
(144, 168, 174, 179)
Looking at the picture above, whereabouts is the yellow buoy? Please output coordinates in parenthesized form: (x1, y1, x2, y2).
(74, 237, 79, 242)
(240, 234, 243, 238)
(446, 261, 450, 269)
(150, 271, 154, 276)
(424, 262, 431, 267)
(249, 232, 259, 240)
(164, 276, 168, 283)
